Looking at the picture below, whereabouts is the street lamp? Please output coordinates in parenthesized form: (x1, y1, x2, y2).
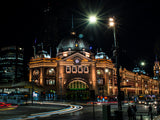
(109, 17, 122, 111)
(89, 15, 97, 24)
(140, 61, 145, 67)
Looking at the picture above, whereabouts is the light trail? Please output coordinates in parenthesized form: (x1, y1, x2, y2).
(7, 102, 83, 120)
(0, 105, 18, 111)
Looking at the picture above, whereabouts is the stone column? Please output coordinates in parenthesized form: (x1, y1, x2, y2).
(112, 69, 115, 95)
(104, 68, 109, 96)
(142, 79, 144, 94)
(58, 62, 64, 96)
(40, 67, 43, 86)
(29, 69, 32, 82)
(91, 62, 97, 95)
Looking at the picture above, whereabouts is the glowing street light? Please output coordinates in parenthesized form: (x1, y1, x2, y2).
(109, 17, 114, 22)
(141, 61, 145, 66)
(109, 17, 115, 27)
(109, 17, 117, 47)
(89, 15, 97, 24)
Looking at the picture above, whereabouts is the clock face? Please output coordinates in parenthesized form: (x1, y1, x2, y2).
(75, 59, 80, 64)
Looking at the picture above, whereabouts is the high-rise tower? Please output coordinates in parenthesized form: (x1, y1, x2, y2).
(0, 46, 24, 83)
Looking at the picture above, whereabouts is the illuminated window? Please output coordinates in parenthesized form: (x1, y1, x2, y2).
(46, 68, 55, 75)
(97, 70, 101, 75)
(84, 66, 89, 73)
(78, 66, 83, 73)
(85, 53, 90, 57)
(63, 52, 68, 57)
(35, 80, 39, 84)
(68, 48, 71, 51)
(97, 69, 103, 75)
(66, 66, 71, 73)
(72, 66, 77, 73)
(46, 79, 55, 85)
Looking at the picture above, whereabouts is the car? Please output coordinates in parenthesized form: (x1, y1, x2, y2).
(138, 100, 145, 104)
(0, 102, 11, 108)
(144, 99, 156, 105)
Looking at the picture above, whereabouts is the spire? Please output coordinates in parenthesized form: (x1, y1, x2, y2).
(156, 55, 158, 61)
(71, 14, 76, 35)
(72, 14, 74, 29)
(33, 37, 37, 58)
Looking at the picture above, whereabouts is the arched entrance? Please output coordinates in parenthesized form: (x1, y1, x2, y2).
(66, 80, 89, 101)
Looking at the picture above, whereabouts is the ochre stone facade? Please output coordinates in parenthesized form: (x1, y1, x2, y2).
(29, 53, 159, 100)
(29, 35, 159, 100)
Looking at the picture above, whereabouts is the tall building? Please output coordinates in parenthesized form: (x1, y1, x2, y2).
(0, 46, 24, 84)
(29, 33, 159, 100)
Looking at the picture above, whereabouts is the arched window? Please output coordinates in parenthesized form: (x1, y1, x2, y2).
(96, 69, 104, 75)
(72, 66, 77, 73)
(84, 66, 89, 73)
(46, 68, 55, 75)
(46, 79, 55, 85)
(66, 66, 71, 73)
(78, 66, 83, 73)
(33, 69, 40, 75)
(68, 80, 88, 90)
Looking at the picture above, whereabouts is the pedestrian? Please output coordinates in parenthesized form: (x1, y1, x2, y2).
(127, 106, 132, 120)
(132, 105, 137, 120)
(133, 105, 137, 113)
(157, 104, 160, 115)
(148, 104, 152, 116)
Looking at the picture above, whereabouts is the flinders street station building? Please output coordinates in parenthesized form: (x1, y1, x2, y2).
(28, 32, 159, 101)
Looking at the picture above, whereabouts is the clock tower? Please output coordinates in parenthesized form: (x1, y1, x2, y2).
(153, 60, 160, 80)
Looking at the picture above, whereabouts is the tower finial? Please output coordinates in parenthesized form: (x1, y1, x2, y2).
(71, 14, 76, 35)
(72, 14, 74, 29)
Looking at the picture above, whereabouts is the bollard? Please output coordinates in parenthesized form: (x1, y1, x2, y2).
(140, 115, 143, 120)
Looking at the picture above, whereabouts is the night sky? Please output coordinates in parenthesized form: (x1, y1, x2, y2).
(0, 0, 160, 76)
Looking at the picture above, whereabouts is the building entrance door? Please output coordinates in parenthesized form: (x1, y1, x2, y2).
(66, 80, 89, 101)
